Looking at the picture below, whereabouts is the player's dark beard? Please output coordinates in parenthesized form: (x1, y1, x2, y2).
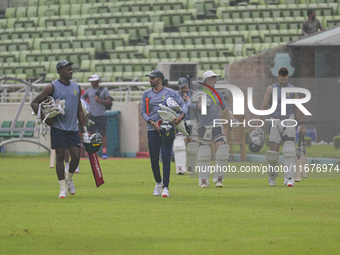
(150, 80, 159, 87)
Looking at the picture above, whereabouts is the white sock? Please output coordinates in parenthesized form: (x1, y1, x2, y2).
(65, 162, 69, 172)
(66, 172, 74, 181)
(59, 180, 66, 190)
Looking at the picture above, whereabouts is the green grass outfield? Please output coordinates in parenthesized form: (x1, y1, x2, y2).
(1, 157, 339, 255)
(233, 143, 340, 159)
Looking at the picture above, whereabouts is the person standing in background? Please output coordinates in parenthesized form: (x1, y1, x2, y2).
(83, 74, 112, 159)
(302, 9, 324, 36)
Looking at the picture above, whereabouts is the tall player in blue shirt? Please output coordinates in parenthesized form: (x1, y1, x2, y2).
(141, 70, 187, 198)
(31, 60, 87, 198)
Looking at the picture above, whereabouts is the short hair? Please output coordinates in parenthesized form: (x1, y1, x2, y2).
(278, 67, 289, 76)
(307, 9, 314, 17)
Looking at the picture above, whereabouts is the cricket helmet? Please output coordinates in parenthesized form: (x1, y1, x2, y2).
(157, 120, 176, 145)
(248, 128, 265, 153)
(83, 132, 102, 154)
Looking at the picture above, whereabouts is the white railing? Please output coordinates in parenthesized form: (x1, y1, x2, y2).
(0, 78, 184, 103)
(0, 79, 147, 104)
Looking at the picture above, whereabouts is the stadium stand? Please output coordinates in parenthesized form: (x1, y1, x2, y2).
(0, 0, 339, 86)
(0, 120, 35, 138)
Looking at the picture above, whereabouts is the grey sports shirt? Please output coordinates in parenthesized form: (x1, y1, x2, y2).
(193, 89, 230, 127)
(141, 87, 188, 131)
(83, 87, 110, 117)
(51, 79, 80, 131)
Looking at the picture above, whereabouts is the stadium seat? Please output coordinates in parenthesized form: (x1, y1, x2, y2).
(38, 5, 60, 17)
(23, 121, 36, 138)
(12, 19, 31, 29)
(38, 61, 53, 73)
(16, 7, 27, 18)
(5, 8, 16, 19)
(59, 5, 70, 16)
(0, 19, 7, 29)
(11, 121, 25, 138)
(323, 16, 339, 28)
(249, 30, 263, 44)
(5, 18, 16, 29)
(266, 0, 280, 4)
(40, 0, 60, 5)
(249, 0, 260, 5)
(44, 72, 58, 82)
(0, 42, 8, 52)
(233, 44, 245, 57)
(0, 121, 12, 138)
(26, 6, 38, 18)
(291, 8, 304, 17)
(261, 8, 272, 18)
(70, 4, 82, 16)
(0, 52, 17, 63)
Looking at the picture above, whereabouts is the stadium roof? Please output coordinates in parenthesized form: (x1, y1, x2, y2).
(288, 25, 340, 46)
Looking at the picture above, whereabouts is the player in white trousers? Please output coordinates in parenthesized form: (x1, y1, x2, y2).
(173, 77, 198, 175)
(259, 67, 306, 187)
(192, 71, 235, 188)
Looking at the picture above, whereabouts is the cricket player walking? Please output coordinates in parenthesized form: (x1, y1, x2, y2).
(173, 77, 198, 175)
(192, 71, 235, 188)
(141, 70, 188, 197)
(31, 60, 87, 198)
(258, 67, 306, 187)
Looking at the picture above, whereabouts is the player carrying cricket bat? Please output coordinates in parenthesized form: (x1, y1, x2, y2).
(31, 60, 87, 198)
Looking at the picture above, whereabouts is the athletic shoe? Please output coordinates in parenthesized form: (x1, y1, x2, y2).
(216, 177, 223, 188)
(200, 179, 208, 188)
(153, 182, 162, 196)
(269, 178, 276, 187)
(66, 179, 76, 195)
(177, 170, 184, 175)
(162, 187, 170, 197)
(75, 166, 79, 173)
(287, 180, 294, 187)
(102, 154, 108, 159)
(58, 189, 67, 198)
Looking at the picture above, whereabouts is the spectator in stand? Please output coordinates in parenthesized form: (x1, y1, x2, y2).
(302, 9, 325, 36)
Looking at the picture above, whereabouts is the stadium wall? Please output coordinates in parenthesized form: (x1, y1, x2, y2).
(0, 102, 144, 156)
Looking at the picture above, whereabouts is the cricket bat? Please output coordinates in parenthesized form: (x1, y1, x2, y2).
(88, 152, 104, 187)
(301, 137, 308, 178)
(295, 139, 302, 182)
(295, 135, 307, 181)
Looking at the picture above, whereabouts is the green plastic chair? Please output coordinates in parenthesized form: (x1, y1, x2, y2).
(12, 121, 25, 138)
(0, 121, 13, 138)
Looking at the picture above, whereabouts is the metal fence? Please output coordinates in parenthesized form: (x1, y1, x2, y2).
(0, 76, 185, 103)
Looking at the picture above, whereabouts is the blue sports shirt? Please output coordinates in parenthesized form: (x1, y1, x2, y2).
(51, 79, 80, 131)
(141, 87, 188, 131)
